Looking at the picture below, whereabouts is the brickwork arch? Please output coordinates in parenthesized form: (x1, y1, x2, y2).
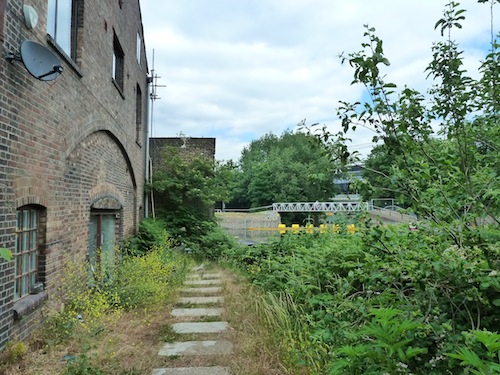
(12, 177, 49, 209)
(64, 117, 138, 188)
(89, 185, 124, 210)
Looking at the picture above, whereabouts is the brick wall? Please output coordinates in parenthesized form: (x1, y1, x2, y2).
(149, 137, 216, 168)
(0, 0, 149, 346)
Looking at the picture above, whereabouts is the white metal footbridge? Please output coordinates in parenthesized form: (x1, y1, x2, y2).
(272, 201, 368, 213)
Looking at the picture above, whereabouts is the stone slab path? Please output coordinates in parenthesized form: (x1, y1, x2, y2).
(180, 287, 222, 294)
(158, 340, 234, 356)
(153, 265, 233, 374)
(177, 296, 224, 305)
(152, 367, 232, 375)
(171, 308, 224, 317)
(185, 279, 222, 285)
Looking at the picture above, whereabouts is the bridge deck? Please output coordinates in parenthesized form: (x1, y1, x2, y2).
(272, 202, 368, 213)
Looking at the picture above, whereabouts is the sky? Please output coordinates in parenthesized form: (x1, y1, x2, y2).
(139, 0, 497, 162)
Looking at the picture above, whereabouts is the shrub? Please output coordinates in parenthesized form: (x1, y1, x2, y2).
(110, 245, 187, 308)
(123, 218, 169, 256)
(189, 223, 238, 261)
(224, 224, 499, 374)
(42, 234, 188, 346)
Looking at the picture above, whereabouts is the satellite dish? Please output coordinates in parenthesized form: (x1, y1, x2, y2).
(19, 40, 63, 81)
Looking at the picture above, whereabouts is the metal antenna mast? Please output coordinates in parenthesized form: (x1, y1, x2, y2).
(145, 49, 165, 218)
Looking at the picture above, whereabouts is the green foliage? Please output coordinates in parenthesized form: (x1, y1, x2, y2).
(447, 330, 500, 375)
(305, 1, 499, 249)
(330, 308, 428, 374)
(221, 2, 500, 374)
(230, 131, 338, 208)
(123, 218, 169, 256)
(224, 222, 499, 373)
(64, 354, 105, 375)
(110, 245, 186, 308)
(42, 238, 188, 345)
(149, 146, 232, 239)
(0, 341, 28, 365)
(0, 247, 12, 261)
(187, 222, 238, 261)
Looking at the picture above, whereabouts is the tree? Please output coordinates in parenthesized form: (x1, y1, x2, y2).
(358, 144, 399, 203)
(307, 1, 499, 248)
(230, 131, 338, 208)
(149, 146, 233, 238)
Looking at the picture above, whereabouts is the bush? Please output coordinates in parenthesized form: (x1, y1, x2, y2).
(42, 234, 189, 346)
(123, 218, 169, 256)
(188, 223, 238, 261)
(224, 224, 500, 374)
(110, 245, 187, 308)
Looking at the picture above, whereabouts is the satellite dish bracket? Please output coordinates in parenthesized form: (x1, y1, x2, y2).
(37, 65, 64, 80)
(5, 40, 63, 81)
(6, 51, 22, 63)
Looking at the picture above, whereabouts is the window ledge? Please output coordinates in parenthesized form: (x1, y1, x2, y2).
(46, 35, 83, 78)
(13, 291, 48, 320)
(112, 79, 125, 99)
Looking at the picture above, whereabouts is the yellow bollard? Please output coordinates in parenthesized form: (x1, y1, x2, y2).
(291, 224, 300, 234)
(306, 223, 314, 234)
(347, 224, 357, 234)
(319, 224, 328, 234)
(278, 223, 287, 234)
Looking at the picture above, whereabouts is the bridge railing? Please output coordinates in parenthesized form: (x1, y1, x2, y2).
(272, 201, 368, 213)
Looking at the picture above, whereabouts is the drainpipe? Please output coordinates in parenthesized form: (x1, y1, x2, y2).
(144, 74, 153, 218)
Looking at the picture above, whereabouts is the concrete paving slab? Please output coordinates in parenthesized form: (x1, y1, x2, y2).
(184, 279, 221, 286)
(187, 273, 223, 279)
(181, 287, 222, 294)
(153, 366, 232, 375)
(191, 264, 205, 272)
(158, 340, 233, 356)
(171, 308, 223, 317)
(177, 296, 224, 305)
(172, 321, 229, 334)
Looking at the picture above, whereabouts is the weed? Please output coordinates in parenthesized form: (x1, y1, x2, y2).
(159, 324, 177, 343)
(64, 354, 105, 375)
(1, 341, 28, 365)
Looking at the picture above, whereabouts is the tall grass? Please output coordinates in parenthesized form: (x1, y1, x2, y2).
(255, 292, 328, 374)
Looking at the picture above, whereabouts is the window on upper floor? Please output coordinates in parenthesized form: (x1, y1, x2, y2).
(136, 84, 143, 145)
(14, 206, 46, 300)
(112, 33, 125, 93)
(47, 0, 83, 62)
(136, 32, 142, 65)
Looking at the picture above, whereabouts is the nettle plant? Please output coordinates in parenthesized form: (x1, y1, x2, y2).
(307, 0, 499, 250)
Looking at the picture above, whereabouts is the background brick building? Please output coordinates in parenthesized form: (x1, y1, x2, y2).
(0, 0, 149, 346)
(149, 137, 216, 167)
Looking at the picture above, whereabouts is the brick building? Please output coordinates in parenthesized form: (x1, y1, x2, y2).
(0, 0, 149, 346)
(149, 137, 216, 168)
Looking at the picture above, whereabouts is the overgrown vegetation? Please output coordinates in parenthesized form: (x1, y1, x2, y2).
(220, 1, 500, 373)
(304, 0, 499, 248)
(1, 221, 190, 374)
(222, 222, 499, 374)
(148, 146, 238, 259)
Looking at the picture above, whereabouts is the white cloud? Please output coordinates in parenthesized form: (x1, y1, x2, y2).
(140, 0, 498, 161)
